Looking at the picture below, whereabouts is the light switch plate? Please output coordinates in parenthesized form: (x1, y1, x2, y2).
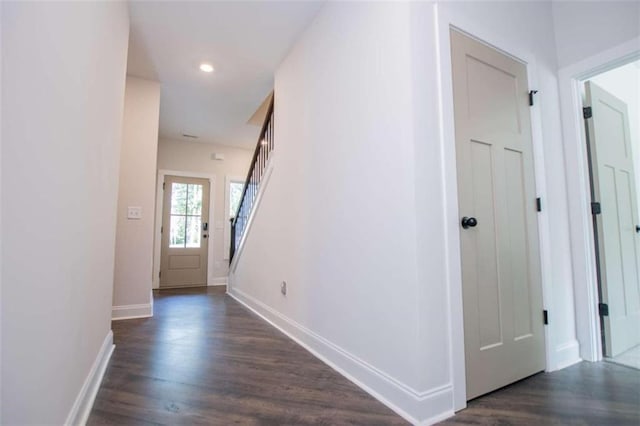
(127, 206, 142, 220)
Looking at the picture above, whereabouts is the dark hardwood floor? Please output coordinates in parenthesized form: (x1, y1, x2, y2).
(89, 287, 640, 425)
(88, 287, 407, 425)
(441, 362, 640, 425)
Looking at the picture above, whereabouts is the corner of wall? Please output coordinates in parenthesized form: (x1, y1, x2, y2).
(112, 76, 160, 314)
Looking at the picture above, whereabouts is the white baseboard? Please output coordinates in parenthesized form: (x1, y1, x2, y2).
(65, 331, 114, 426)
(208, 277, 228, 286)
(553, 340, 582, 371)
(227, 287, 454, 425)
(112, 302, 153, 321)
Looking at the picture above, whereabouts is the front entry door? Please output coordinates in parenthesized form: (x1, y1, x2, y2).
(450, 30, 546, 400)
(585, 81, 640, 357)
(160, 175, 210, 288)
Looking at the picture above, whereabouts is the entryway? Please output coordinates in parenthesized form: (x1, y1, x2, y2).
(160, 175, 211, 288)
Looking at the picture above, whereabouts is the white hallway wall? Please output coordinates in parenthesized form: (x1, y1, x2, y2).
(230, 1, 431, 421)
(156, 138, 252, 284)
(228, 1, 623, 423)
(112, 76, 161, 318)
(1, 2, 129, 423)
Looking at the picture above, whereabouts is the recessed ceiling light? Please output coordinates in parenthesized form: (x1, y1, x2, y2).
(199, 63, 214, 73)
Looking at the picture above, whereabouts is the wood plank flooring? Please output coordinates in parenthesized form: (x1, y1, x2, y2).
(441, 362, 640, 425)
(89, 287, 640, 425)
(88, 287, 407, 425)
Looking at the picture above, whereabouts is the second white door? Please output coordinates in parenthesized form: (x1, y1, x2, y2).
(585, 81, 640, 358)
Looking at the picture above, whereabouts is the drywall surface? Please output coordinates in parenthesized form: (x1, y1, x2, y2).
(553, 1, 640, 69)
(231, 0, 585, 421)
(1, 2, 128, 423)
(230, 2, 446, 423)
(156, 138, 252, 282)
(112, 76, 160, 309)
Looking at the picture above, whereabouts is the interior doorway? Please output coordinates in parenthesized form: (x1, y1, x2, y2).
(582, 61, 640, 370)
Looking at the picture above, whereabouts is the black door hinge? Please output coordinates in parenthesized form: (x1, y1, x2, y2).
(591, 202, 601, 215)
(543, 310, 549, 325)
(159, 271, 162, 278)
(598, 303, 609, 317)
(163, 182, 166, 190)
(536, 197, 542, 212)
(529, 90, 538, 106)
(161, 226, 163, 234)
(583, 106, 593, 119)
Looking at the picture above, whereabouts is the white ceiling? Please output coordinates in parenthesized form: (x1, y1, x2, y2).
(127, 1, 324, 149)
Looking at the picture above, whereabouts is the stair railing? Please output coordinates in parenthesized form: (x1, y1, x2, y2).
(230, 96, 274, 262)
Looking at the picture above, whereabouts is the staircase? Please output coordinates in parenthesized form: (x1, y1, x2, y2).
(230, 95, 275, 261)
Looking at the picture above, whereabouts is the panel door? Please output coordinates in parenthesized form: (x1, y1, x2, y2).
(160, 175, 210, 288)
(451, 29, 546, 399)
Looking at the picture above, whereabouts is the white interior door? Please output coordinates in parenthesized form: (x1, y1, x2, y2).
(450, 30, 546, 400)
(585, 81, 640, 357)
(160, 175, 210, 288)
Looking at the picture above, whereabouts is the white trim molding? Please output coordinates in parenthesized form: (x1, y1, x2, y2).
(208, 277, 228, 287)
(227, 287, 454, 425)
(153, 170, 217, 289)
(112, 302, 153, 321)
(554, 340, 582, 371)
(64, 331, 115, 426)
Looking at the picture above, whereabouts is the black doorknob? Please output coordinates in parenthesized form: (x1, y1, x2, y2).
(636, 225, 640, 233)
(461, 216, 478, 229)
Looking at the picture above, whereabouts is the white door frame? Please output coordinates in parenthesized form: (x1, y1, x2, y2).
(153, 169, 216, 289)
(557, 38, 640, 363)
(435, 6, 555, 411)
(223, 175, 245, 261)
